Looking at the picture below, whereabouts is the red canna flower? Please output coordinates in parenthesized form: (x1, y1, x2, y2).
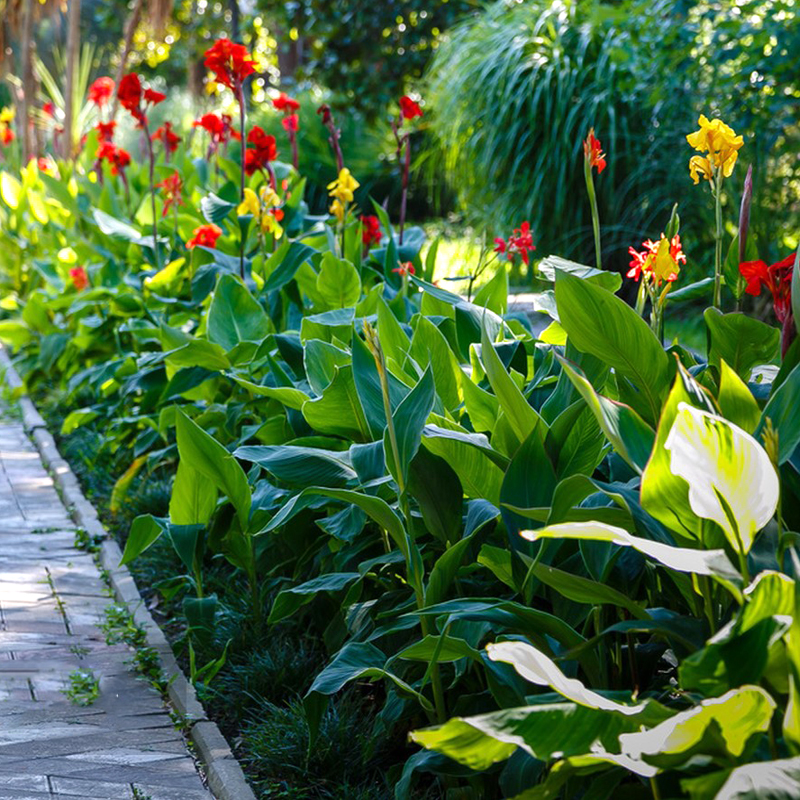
(95, 120, 116, 142)
(244, 126, 277, 175)
(117, 74, 164, 126)
(70, 266, 89, 291)
(156, 171, 184, 216)
(361, 215, 382, 248)
(494, 221, 536, 266)
(151, 121, 182, 154)
(740, 253, 797, 356)
(282, 114, 299, 134)
(144, 88, 166, 106)
(34, 156, 54, 174)
(399, 95, 423, 121)
(317, 104, 332, 125)
(88, 77, 115, 107)
(583, 128, 607, 174)
(1, 126, 14, 146)
(273, 92, 300, 112)
(393, 262, 415, 276)
(204, 38, 256, 93)
(42, 102, 56, 118)
(186, 223, 223, 249)
(96, 141, 131, 176)
(117, 74, 142, 115)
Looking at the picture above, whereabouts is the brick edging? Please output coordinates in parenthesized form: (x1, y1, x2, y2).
(0, 346, 257, 800)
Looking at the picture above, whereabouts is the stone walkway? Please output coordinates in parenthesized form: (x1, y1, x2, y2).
(0, 416, 214, 800)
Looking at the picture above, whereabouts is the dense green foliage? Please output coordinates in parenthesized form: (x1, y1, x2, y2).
(2, 24, 800, 797)
(424, 0, 800, 271)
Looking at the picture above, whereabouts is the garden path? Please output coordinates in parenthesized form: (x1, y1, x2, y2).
(0, 411, 214, 800)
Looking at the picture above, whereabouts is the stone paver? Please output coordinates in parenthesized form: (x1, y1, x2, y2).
(0, 419, 214, 800)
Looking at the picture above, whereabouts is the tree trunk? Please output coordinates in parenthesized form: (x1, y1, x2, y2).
(63, 0, 81, 159)
(110, 0, 146, 121)
(19, 0, 35, 163)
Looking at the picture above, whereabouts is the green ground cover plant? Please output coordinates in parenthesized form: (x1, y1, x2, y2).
(1, 36, 800, 800)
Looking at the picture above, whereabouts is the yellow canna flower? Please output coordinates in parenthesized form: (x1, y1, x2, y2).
(329, 198, 346, 222)
(651, 236, 681, 283)
(237, 187, 260, 216)
(261, 210, 283, 239)
(688, 155, 713, 185)
(259, 186, 281, 208)
(327, 168, 360, 204)
(0, 107, 14, 123)
(686, 114, 743, 182)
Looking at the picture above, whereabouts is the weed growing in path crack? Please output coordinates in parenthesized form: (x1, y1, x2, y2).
(63, 669, 100, 706)
(100, 604, 163, 689)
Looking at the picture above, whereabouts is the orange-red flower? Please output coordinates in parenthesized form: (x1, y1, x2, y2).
(273, 92, 300, 112)
(361, 215, 382, 248)
(494, 221, 536, 266)
(151, 121, 182, 154)
(244, 126, 277, 175)
(42, 102, 56, 118)
(317, 104, 333, 125)
(282, 114, 299, 134)
(187, 223, 222, 249)
(399, 96, 423, 120)
(1, 126, 13, 146)
(204, 38, 256, 93)
(117, 74, 165, 126)
(740, 254, 796, 355)
(627, 235, 685, 284)
(70, 266, 89, 291)
(583, 128, 606, 174)
(156, 171, 184, 216)
(96, 141, 131, 176)
(88, 77, 115, 107)
(393, 262, 415, 276)
(94, 121, 116, 142)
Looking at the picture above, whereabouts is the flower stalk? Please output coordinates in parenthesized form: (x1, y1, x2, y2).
(582, 128, 606, 270)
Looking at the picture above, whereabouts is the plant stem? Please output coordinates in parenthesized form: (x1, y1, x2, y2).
(142, 120, 160, 270)
(238, 88, 246, 280)
(713, 170, 724, 310)
(650, 777, 662, 800)
(584, 156, 602, 270)
(399, 134, 411, 246)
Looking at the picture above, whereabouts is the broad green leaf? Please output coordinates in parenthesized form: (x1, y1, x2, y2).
(176, 410, 251, 528)
(756, 361, 800, 464)
(422, 426, 505, 505)
(166, 339, 231, 371)
(480, 322, 543, 444)
(268, 572, 361, 624)
(0, 320, 32, 348)
(522, 521, 743, 602)
(539, 255, 622, 292)
(234, 444, 357, 488)
(397, 634, 481, 663)
(1, 172, 21, 208)
(701, 756, 800, 799)
(487, 640, 648, 715)
(460, 372, 499, 432)
(169, 460, 218, 526)
(665, 403, 779, 556)
(229, 376, 309, 410)
(407, 448, 463, 545)
(60, 407, 99, 435)
(207, 274, 271, 351)
(640, 363, 718, 545)
(377, 297, 412, 370)
(410, 315, 461, 413)
(554, 269, 669, 423)
(303, 365, 372, 441)
(618, 686, 775, 769)
(556, 354, 654, 473)
(704, 308, 780, 379)
(316, 252, 361, 309)
(93, 208, 142, 241)
(303, 339, 351, 395)
(263, 241, 316, 292)
(385, 367, 435, 486)
(110, 456, 147, 515)
(119, 514, 166, 566)
(411, 702, 641, 772)
(473, 264, 509, 315)
(200, 192, 236, 223)
(718, 358, 761, 433)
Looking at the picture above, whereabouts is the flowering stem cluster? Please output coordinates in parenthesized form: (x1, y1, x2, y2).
(582, 128, 606, 271)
